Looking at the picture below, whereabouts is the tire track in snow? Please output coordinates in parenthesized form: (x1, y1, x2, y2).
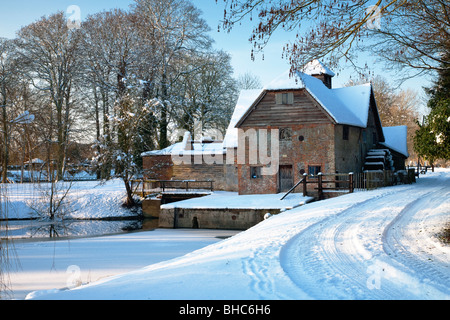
(382, 184, 450, 297)
(280, 179, 449, 299)
(280, 188, 408, 299)
(238, 189, 392, 299)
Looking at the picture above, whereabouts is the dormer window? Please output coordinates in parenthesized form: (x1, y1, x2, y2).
(275, 92, 294, 105)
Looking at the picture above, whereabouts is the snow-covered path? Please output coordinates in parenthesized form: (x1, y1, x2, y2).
(28, 170, 449, 300)
(281, 174, 449, 299)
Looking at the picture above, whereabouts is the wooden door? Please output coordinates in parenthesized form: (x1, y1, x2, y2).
(279, 165, 293, 192)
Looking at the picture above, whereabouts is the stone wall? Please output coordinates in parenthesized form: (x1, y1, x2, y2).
(159, 207, 282, 230)
(334, 125, 363, 174)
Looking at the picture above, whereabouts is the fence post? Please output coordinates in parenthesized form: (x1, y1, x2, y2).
(349, 173, 354, 193)
(365, 171, 369, 190)
(302, 173, 307, 197)
(318, 172, 323, 200)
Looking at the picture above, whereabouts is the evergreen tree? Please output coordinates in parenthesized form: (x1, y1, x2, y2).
(414, 54, 450, 164)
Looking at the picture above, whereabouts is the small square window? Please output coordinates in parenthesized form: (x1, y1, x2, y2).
(308, 165, 321, 176)
(251, 166, 262, 179)
(275, 92, 294, 105)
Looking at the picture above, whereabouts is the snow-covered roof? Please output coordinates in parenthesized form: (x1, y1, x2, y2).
(143, 141, 226, 156)
(380, 126, 409, 157)
(142, 131, 226, 156)
(223, 89, 264, 148)
(263, 59, 335, 91)
(298, 72, 370, 127)
(233, 60, 376, 129)
(264, 69, 304, 91)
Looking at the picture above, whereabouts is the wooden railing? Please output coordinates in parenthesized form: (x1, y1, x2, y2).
(280, 170, 414, 200)
(280, 172, 355, 200)
(280, 175, 307, 200)
(131, 179, 214, 197)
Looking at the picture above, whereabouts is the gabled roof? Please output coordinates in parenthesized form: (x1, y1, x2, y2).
(234, 68, 379, 131)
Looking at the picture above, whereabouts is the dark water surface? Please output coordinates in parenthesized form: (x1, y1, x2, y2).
(0, 218, 159, 240)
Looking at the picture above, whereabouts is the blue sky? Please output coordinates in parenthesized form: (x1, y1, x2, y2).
(0, 0, 290, 85)
(0, 0, 430, 111)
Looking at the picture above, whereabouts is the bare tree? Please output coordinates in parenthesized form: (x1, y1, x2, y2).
(219, 0, 450, 78)
(80, 10, 145, 178)
(237, 72, 263, 90)
(348, 75, 420, 158)
(15, 12, 82, 181)
(0, 38, 16, 183)
(133, 0, 213, 148)
(175, 50, 238, 137)
(93, 94, 157, 207)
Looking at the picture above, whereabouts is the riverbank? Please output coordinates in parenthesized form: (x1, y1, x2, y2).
(1, 217, 158, 240)
(1, 179, 138, 221)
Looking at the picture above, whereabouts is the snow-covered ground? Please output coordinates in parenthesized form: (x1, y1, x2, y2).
(1, 179, 144, 239)
(161, 191, 314, 210)
(16, 169, 448, 300)
(2, 179, 136, 220)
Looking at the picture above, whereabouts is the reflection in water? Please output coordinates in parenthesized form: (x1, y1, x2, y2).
(0, 218, 159, 240)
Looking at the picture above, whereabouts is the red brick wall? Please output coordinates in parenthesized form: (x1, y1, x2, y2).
(237, 123, 336, 195)
(143, 154, 239, 191)
(142, 155, 173, 180)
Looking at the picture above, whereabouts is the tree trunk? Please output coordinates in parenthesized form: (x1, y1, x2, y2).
(1, 88, 8, 183)
(56, 103, 64, 181)
(159, 72, 169, 149)
(93, 84, 101, 179)
(101, 88, 111, 179)
(123, 178, 135, 207)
